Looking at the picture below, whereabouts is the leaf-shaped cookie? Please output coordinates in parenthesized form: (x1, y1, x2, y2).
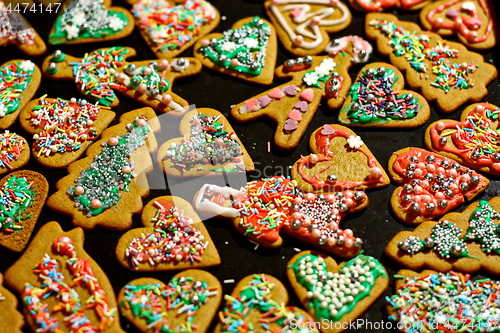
(0, 59, 40, 129)
(129, 0, 220, 59)
(116, 196, 220, 271)
(119, 270, 222, 333)
(0, 272, 23, 333)
(287, 251, 388, 333)
(48, 0, 134, 44)
(5, 221, 125, 333)
(424, 103, 500, 177)
(194, 175, 367, 258)
(194, 16, 277, 85)
(386, 197, 500, 275)
(214, 273, 319, 333)
(230, 55, 353, 150)
(291, 124, 390, 192)
(338, 62, 430, 128)
(0, 131, 29, 175)
(157, 108, 254, 177)
(0, 170, 48, 252)
(388, 147, 489, 225)
(46, 107, 160, 231)
(366, 13, 497, 113)
(19, 97, 115, 168)
(420, 0, 498, 50)
(42, 47, 201, 112)
(264, 0, 351, 56)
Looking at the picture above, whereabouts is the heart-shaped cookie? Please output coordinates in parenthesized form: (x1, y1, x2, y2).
(129, 0, 220, 59)
(194, 175, 367, 258)
(119, 270, 222, 333)
(116, 196, 220, 271)
(157, 108, 254, 177)
(264, 0, 351, 56)
(387, 269, 500, 332)
(214, 273, 319, 333)
(291, 124, 390, 192)
(43, 48, 202, 113)
(425, 103, 500, 177)
(349, 0, 430, 12)
(388, 147, 489, 225)
(231, 55, 353, 150)
(0, 131, 29, 175)
(420, 0, 497, 50)
(194, 16, 277, 85)
(46, 108, 160, 231)
(0, 2, 46, 56)
(338, 62, 430, 128)
(287, 251, 388, 333)
(19, 97, 115, 169)
(366, 13, 497, 113)
(0, 272, 23, 333)
(48, 0, 134, 44)
(5, 221, 125, 333)
(386, 197, 500, 275)
(0, 170, 48, 252)
(0, 60, 41, 129)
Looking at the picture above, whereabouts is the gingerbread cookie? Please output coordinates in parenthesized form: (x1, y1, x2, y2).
(0, 272, 23, 333)
(366, 13, 497, 113)
(338, 62, 430, 128)
(116, 196, 220, 271)
(230, 54, 353, 150)
(5, 221, 124, 333)
(0, 170, 48, 252)
(287, 251, 388, 333)
(324, 35, 373, 63)
(194, 175, 367, 258)
(119, 270, 222, 333)
(388, 147, 489, 225)
(425, 103, 500, 177)
(0, 1, 46, 56)
(387, 269, 500, 332)
(46, 107, 160, 231)
(48, 0, 134, 44)
(157, 108, 254, 177)
(194, 16, 277, 85)
(0, 131, 29, 175)
(129, 0, 220, 59)
(214, 273, 319, 333)
(19, 97, 115, 168)
(386, 197, 500, 275)
(43, 47, 202, 113)
(291, 124, 390, 193)
(264, 0, 351, 56)
(349, 0, 430, 11)
(0, 59, 41, 130)
(420, 0, 498, 50)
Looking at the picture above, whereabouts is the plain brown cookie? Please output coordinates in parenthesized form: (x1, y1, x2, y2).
(115, 195, 221, 271)
(118, 270, 222, 333)
(0, 170, 48, 252)
(46, 107, 160, 231)
(4, 221, 125, 333)
(19, 97, 115, 168)
(0, 272, 24, 333)
(0, 131, 29, 175)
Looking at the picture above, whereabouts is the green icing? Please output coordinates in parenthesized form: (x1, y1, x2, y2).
(464, 201, 500, 253)
(0, 175, 37, 233)
(290, 254, 387, 321)
(0, 61, 35, 117)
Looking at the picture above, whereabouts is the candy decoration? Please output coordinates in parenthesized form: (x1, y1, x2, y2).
(0, 131, 28, 174)
(350, 0, 430, 12)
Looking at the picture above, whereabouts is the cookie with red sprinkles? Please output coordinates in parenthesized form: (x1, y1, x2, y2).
(0, 131, 29, 175)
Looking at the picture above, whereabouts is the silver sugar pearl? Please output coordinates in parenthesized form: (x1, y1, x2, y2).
(285, 59, 296, 67)
(411, 202, 421, 212)
(327, 174, 337, 182)
(304, 55, 314, 65)
(318, 234, 328, 245)
(291, 220, 302, 229)
(470, 175, 480, 185)
(450, 245, 463, 256)
(460, 182, 470, 191)
(426, 203, 436, 211)
(354, 238, 363, 247)
(439, 200, 448, 208)
(424, 237, 434, 248)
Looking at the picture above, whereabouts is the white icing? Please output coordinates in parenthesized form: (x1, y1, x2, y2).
(194, 184, 242, 218)
(270, 0, 350, 49)
(324, 35, 373, 63)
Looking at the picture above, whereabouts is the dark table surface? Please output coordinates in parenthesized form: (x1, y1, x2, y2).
(1, 0, 500, 332)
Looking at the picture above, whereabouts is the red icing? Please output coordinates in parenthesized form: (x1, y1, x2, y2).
(353, 0, 427, 11)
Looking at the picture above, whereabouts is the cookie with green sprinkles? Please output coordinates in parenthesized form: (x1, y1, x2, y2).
(0, 131, 29, 175)
(0, 170, 48, 252)
(0, 272, 24, 333)
(338, 62, 430, 128)
(46, 107, 160, 231)
(115, 195, 221, 271)
(118, 270, 222, 333)
(287, 250, 388, 333)
(157, 107, 254, 177)
(386, 197, 500, 275)
(365, 13, 497, 114)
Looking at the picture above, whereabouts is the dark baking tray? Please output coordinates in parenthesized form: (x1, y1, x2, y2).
(1, 0, 500, 332)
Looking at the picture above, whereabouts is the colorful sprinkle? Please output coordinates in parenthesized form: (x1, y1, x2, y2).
(0, 175, 36, 233)
(0, 131, 26, 169)
(0, 60, 35, 117)
(0, 2, 35, 45)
